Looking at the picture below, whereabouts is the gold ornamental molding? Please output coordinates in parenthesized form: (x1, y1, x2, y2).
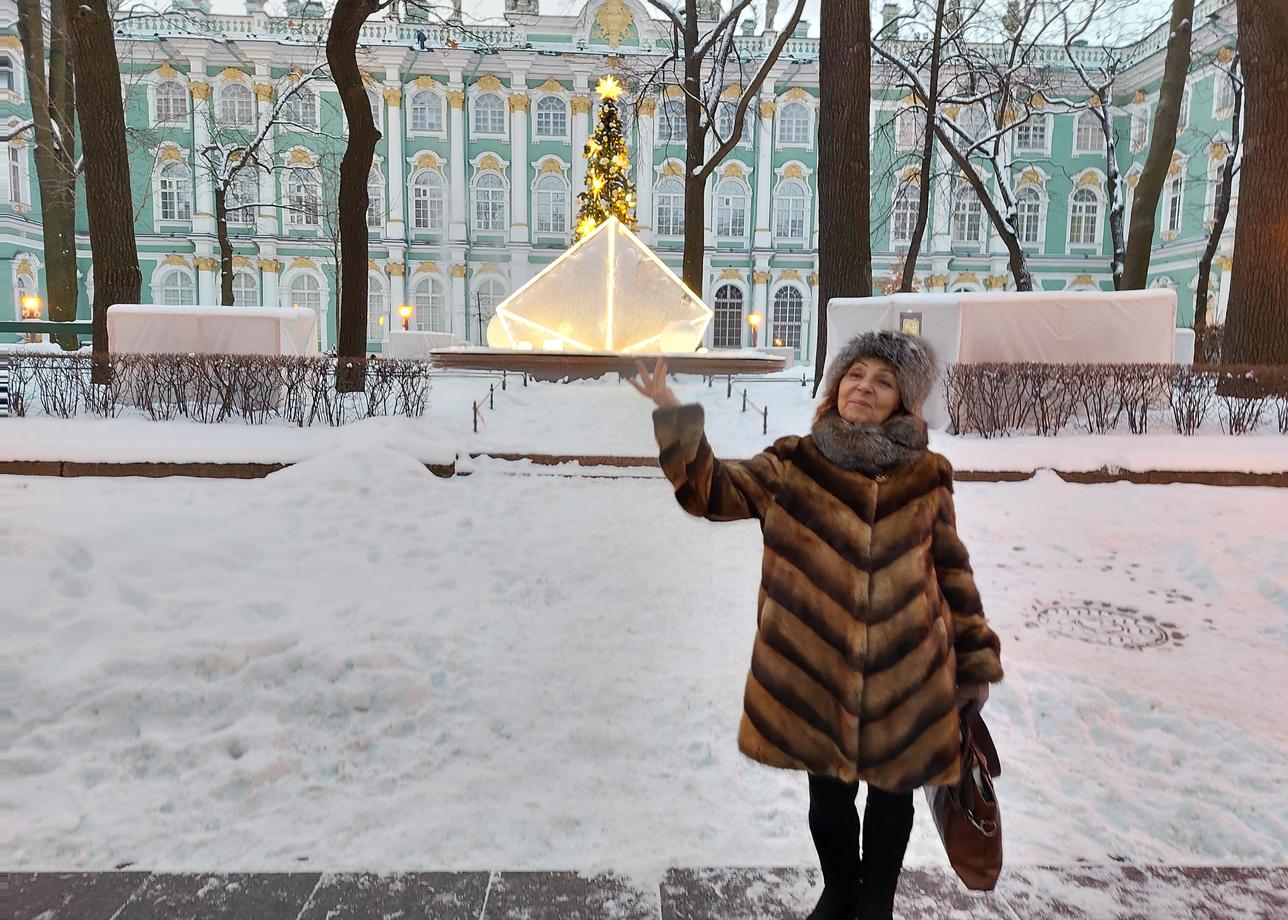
(189, 81, 212, 101)
(1218, 46, 1234, 63)
(287, 148, 317, 167)
(0, 36, 24, 50)
(450, 263, 468, 279)
(258, 258, 282, 273)
(721, 162, 747, 180)
(447, 90, 465, 109)
(537, 158, 564, 175)
(809, 272, 819, 286)
(954, 272, 979, 285)
(1028, 92, 1046, 108)
(1126, 171, 1141, 189)
(157, 145, 185, 163)
(383, 87, 402, 106)
(156, 61, 180, 79)
(571, 95, 592, 115)
(985, 274, 1008, 290)
(941, 103, 961, 119)
(1214, 254, 1233, 271)
(413, 75, 439, 89)
(759, 99, 777, 119)
(783, 87, 810, 103)
(360, 71, 376, 87)
(535, 78, 565, 94)
(193, 256, 218, 272)
(899, 165, 921, 182)
(289, 256, 318, 270)
(1076, 170, 1102, 189)
(161, 253, 190, 267)
(413, 151, 442, 171)
(414, 260, 440, 275)
(1210, 141, 1229, 160)
(783, 163, 805, 180)
(387, 262, 405, 277)
(719, 268, 741, 280)
(926, 273, 949, 288)
(368, 259, 380, 272)
(660, 160, 683, 177)
(752, 270, 772, 285)
(1072, 273, 1097, 287)
(219, 67, 249, 83)
(722, 84, 742, 100)
(509, 93, 530, 112)
(1132, 89, 1147, 104)
(253, 82, 274, 103)
(1017, 166, 1043, 187)
(593, 0, 635, 48)
(15, 257, 35, 276)
(664, 85, 684, 100)
(476, 74, 503, 92)
(232, 255, 254, 269)
(1167, 152, 1184, 177)
(477, 153, 504, 172)
(777, 268, 803, 282)
(638, 98, 656, 117)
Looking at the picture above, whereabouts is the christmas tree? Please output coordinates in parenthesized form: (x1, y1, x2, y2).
(574, 76, 637, 240)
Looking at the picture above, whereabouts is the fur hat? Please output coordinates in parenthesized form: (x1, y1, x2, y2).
(820, 330, 939, 416)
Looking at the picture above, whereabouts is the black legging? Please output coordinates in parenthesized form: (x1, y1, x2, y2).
(808, 774, 915, 919)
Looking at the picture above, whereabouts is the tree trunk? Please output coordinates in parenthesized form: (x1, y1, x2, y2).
(1122, 0, 1194, 289)
(17, 0, 79, 350)
(214, 183, 234, 306)
(901, 0, 946, 293)
(680, 0, 705, 295)
(814, 0, 871, 391)
(68, 0, 140, 380)
(1194, 59, 1240, 339)
(327, 0, 382, 391)
(1100, 100, 1127, 291)
(1224, 0, 1288, 365)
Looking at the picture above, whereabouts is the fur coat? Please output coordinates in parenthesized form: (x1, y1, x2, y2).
(653, 404, 1003, 792)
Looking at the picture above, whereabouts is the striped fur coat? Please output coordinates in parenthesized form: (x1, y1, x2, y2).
(654, 404, 1003, 792)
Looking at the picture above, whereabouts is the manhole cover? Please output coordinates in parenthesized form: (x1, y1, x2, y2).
(1035, 605, 1170, 649)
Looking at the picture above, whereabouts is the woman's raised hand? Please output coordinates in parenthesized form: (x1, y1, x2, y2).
(631, 358, 681, 409)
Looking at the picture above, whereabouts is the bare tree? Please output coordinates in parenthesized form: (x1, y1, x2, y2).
(638, 0, 807, 293)
(1194, 50, 1241, 336)
(1223, 0, 1287, 366)
(1121, 0, 1194, 289)
(16, 0, 78, 349)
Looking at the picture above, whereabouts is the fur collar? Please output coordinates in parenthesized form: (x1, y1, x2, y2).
(810, 411, 929, 477)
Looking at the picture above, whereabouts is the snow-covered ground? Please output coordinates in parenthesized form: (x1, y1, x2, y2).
(3, 369, 1287, 472)
(5, 446, 1287, 874)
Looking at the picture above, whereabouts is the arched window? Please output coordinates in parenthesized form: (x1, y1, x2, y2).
(956, 105, 988, 142)
(1177, 87, 1190, 132)
(891, 180, 919, 245)
(289, 273, 323, 314)
(286, 169, 320, 226)
(155, 82, 188, 123)
(535, 172, 568, 234)
(158, 269, 195, 306)
(0, 55, 14, 93)
(1214, 73, 1235, 113)
(1165, 173, 1184, 234)
(219, 83, 254, 127)
(1015, 115, 1047, 152)
(473, 278, 506, 328)
(951, 182, 982, 245)
(368, 273, 387, 341)
(1069, 187, 1101, 245)
(660, 100, 686, 144)
(473, 171, 507, 232)
(410, 90, 442, 132)
(655, 176, 684, 236)
(712, 283, 743, 349)
(366, 87, 382, 125)
(158, 161, 192, 221)
(232, 271, 259, 307)
(715, 178, 748, 238)
(15, 272, 36, 318)
(1016, 186, 1042, 245)
(771, 285, 804, 350)
(367, 169, 384, 230)
(281, 84, 317, 130)
(225, 165, 257, 225)
(411, 169, 446, 231)
(777, 102, 811, 146)
(774, 178, 808, 240)
(1130, 110, 1148, 148)
(412, 275, 446, 332)
(535, 96, 568, 138)
(717, 101, 753, 145)
(7, 146, 24, 205)
(1075, 111, 1104, 153)
(895, 106, 923, 149)
(473, 92, 506, 135)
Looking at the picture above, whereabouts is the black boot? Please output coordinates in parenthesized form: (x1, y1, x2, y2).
(806, 775, 862, 920)
(856, 787, 915, 920)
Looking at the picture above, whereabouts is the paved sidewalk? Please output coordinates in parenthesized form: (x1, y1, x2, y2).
(8, 865, 1286, 919)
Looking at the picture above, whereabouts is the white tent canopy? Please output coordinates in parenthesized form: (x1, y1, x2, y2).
(107, 304, 318, 356)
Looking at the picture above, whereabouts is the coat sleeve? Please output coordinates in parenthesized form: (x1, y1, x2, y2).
(931, 456, 1005, 685)
(652, 403, 786, 523)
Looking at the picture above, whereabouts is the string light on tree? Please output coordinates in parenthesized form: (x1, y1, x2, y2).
(574, 75, 637, 240)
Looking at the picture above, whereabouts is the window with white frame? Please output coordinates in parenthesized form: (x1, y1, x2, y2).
(412, 275, 446, 332)
(1205, 153, 1226, 222)
(219, 83, 255, 127)
(1068, 187, 1101, 245)
(1214, 71, 1236, 113)
(367, 87, 382, 126)
(1014, 116, 1047, 152)
(367, 169, 384, 230)
(535, 95, 568, 138)
(1016, 186, 1042, 245)
(660, 100, 686, 145)
(232, 271, 259, 306)
(15, 273, 36, 316)
(158, 161, 192, 221)
(289, 273, 323, 315)
(368, 273, 387, 341)
(411, 169, 446, 231)
(281, 84, 317, 130)
(535, 172, 568, 234)
(1165, 173, 1184, 234)
(410, 90, 443, 132)
(951, 182, 983, 245)
(655, 176, 684, 236)
(473, 93, 506, 135)
(473, 171, 507, 232)
(0, 55, 14, 93)
(155, 81, 188, 123)
(1177, 87, 1190, 132)
(956, 105, 988, 143)
(895, 106, 924, 149)
(286, 168, 320, 227)
(7, 146, 25, 205)
(712, 283, 743, 349)
(891, 180, 919, 245)
(158, 268, 195, 305)
(774, 178, 808, 240)
(1075, 111, 1104, 153)
(771, 285, 804, 350)
(717, 101, 753, 146)
(473, 278, 506, 331)
(225, 166, 257, 225)
(777, 102, 810, 146)
(715, 178, 748, 237)
(1131, 109, 1148, 148)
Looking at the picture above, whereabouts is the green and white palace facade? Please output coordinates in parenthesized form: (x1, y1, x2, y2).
(0, 0, 1240, 357)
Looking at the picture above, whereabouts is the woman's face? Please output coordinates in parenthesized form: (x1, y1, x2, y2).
(837, 357, 902, 425)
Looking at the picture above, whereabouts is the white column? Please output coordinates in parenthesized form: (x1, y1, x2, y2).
(754, 94, 775, 250)
(190, 75, 216, 237)
(571, 76, 591, 200)
(253, 75, 278, 238)
(931, 147, 953, 253)
(388, 258, 406, 329)
(448, 86, 467, 241)
(510, 250, 530, 290)
(752, 257, 771, 347)
(636, 99, 656, 240)
(510, 85, 530, 244)
(450, 260, 467, 337)
(385, 82, 405, 239)
(196, 249, 217, 305)
(260, 252, 279, 309)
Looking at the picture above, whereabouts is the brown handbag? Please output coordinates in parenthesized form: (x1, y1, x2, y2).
(923, 702, 1003, 891)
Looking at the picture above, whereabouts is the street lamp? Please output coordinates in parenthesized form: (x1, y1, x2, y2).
(20, 294, 42, 320)
(748, 312, 763, 348)
(399, 304, 413, 331)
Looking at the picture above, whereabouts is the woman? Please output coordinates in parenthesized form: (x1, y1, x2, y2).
(632, 331, 1003, 920)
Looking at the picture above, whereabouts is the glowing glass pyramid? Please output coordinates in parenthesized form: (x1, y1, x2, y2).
(486, 217, 713, 353)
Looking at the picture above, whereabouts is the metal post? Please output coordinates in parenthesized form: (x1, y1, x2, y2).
(763, 406, 768, 435)
(727, 375, 732, 399)
(523, 372, 529, 387)
(489, 383, 494, 409)
(473, 401, 478, 433)
(502, 370, 507, 391)
(741, 390, 746, 413)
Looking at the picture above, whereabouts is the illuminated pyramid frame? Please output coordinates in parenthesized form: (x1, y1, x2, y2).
(486, 216, 714, 354)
